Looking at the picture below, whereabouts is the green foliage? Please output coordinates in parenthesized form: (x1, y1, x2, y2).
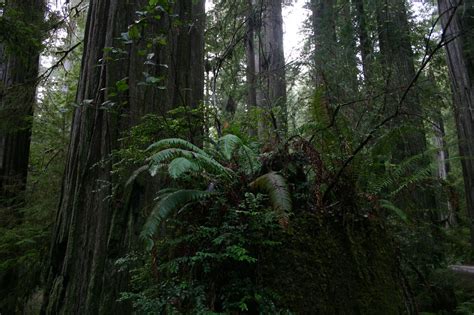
(141, 189, 213, 250)
(250, 172, 292, 226)
(119, 134, 300, 312)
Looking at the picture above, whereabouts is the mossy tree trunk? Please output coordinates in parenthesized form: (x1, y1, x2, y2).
(42, 0, 205, 313)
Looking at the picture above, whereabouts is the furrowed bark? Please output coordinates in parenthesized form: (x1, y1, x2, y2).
(42, 0, 205, 313)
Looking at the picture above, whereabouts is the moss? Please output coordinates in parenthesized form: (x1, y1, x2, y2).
(261, 212, 405, 314)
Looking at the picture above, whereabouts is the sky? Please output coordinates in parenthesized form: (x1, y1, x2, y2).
(282, 0, 309, 62)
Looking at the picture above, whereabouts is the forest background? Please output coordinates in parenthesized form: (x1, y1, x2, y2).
(2, 0, 474, 313)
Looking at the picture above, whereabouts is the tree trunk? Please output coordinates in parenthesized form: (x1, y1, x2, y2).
(310, 0, 336, 89)
(437, 0, 474, 247)
(0, 2, 44, 312)
(375, 0, 435, 210)
(0, 0, 44, 208)
(432, 108, 456, 226)
(353, 0, 372, 82)
(375, 0, 427, 157)
(245, 0, 258, 137)
(251, 0, 286, 143)
(42, 0, 205, 313)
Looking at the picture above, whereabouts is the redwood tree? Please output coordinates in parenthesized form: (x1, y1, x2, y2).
(0, 0, 44, 208)
(438, 0, 474, 246)
(42, 0, 205, 313)
(246, 0, 287, 142)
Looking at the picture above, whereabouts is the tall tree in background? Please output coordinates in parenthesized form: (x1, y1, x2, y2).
(258, 0, 287, 140)
(310, 0, 336, 90)
(246, 0, 286, 143)
(375, 0, 428, 160)
(438, 0, 474, 246)
(246, 0, 258, 136)
(0, 1, 45, 312)
(375, 0, 436, 210)
(353, 0, 372, 82)
(42, 0, 205, 313)
(0, 0, 44, 208)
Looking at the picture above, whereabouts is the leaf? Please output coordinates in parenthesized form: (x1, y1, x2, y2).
(168, 157, 200, 179)
(116, 78, 129, 92)
(217, 134, 242, 160)
(380, 199, 408, 222)
(147, 148, 233, 179)
(147, 138, 208, 157)
(141, 189, 213, 250)
(250, 172, 292, 227)
(125, 165, 149, 186)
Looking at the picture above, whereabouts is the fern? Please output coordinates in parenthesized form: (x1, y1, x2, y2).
(148, 148, 234, 179)
(380, 199, 409, 222)
(216, 134, 260, 174)
(125, 165, 149, 186)
(168, 157, 201, 179)
(141, 189, 213, 250)
(250, 172, 292, 226)
(367, 152, 434, 195)
(147, 138, 209, 157)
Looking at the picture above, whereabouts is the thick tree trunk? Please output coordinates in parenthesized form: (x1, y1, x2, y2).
(310, 0, 336, 88)
(0, 2, 44, 312)
(375, 0, 435, 210)
(247, 0, 286, 143)
(0, 0, 43, 208)
(375, 0, 427, 158)
(42, 0, 205, 313)
(437, 0, 474, 247)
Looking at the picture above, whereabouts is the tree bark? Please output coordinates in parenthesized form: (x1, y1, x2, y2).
(248, 0, 286, 143)
(42, 0, 205, 313)
(437, 0, 474, 247)
(0, 0, 44, 208)
(245, 0, 258, 137)
(375, 0, 428, 158)
(375, 0, 436, 211)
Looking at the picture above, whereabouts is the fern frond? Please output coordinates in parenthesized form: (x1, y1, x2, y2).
(141, 189, 213, 250)
(125, 165, 149, 186)
(168, 157, 201, 179)
(147, 138, 208, 157)
(250, 172, 292, 226)
(216, 134, 260, 174)
(147, 148, 233, 179)
(217, 134, 242, 160)
(380, 199, 409, 222)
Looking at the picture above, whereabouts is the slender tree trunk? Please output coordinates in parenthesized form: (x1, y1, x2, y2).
(432, 108, 456, 226)
(245, 0, 258, 137)
(42, 0, 205, 313)
(0, 0, 44, 208)
(353, 0, 372, 82)
(437, 0, 474, 247)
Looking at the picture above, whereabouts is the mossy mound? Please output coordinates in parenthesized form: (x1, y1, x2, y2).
(262, 212, 406, 314)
